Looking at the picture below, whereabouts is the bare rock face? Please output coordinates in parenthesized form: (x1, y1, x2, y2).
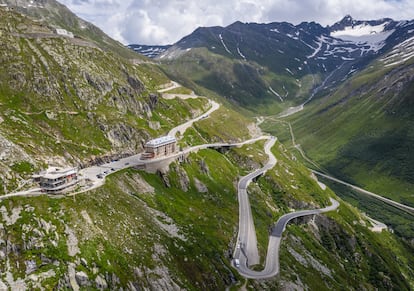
(0, 133, 34, 165)
(105, 123, 142, 150)
(177, 167, 190, 192)
(157, 170, 171, 188)
(148, 121, 161, 130)
(194, 178, 208, 193)
(148, 93, 159, 110)
(83, 72, 113, 95)
(143, 103, 153, 118)
(75, 271, 90, 287)
(105, 273, 121, 288)
(288, 199, 313, 210)
(127, 75, 144, 92)
(199, 159, 210, 175)
(25, 260, 37, 274)
(0, 206, 22, 226)
(95, 275, 108, 290)
(64, 225, 80, 257)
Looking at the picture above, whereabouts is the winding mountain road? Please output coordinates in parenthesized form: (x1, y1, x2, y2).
(236, 137, 277, 266)
(313, 170, 414, 215)
(1, 81, 220, 199)
(168, 100, 219, 138)
(157, 81, 221, 138)
(233, 136, 339, 279)
(2, 81, 341, 281)
(157, 81, 181, 93)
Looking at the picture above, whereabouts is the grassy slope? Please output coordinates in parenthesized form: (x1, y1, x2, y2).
(0, 5, 413, 290)
(160, 48, 318, 114)
(11, 0, 143, 60)
(2, 140, 412, 289)
(285, 58, 414, 207)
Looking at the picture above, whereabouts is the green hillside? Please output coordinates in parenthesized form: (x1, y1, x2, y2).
(160, 47, 318, 114)
(259, 56, 414, 240)
(1, 140, 412, 289)
(0, 3, 413, 290)
(0, 7, 210, 193)
(1, 0, 143, 60)
(287, 58, 414, 207)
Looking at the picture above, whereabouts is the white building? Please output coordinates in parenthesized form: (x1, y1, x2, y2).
(33, 167, 78, 193)
(55, 28, 74, 38)
(141, 136, 177, 159)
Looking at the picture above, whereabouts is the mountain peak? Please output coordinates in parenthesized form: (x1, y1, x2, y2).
(329, 15, 357, 31)
(228, 20, 244, 27)
(343, 14, 354, 21)
(329, 15, 396, 32)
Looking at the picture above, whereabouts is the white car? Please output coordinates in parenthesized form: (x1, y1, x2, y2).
(234, 259, 240, 268)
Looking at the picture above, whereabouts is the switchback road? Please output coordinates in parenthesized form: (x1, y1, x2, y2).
(168, 100, 220, 138)
(233, 137, 339, 279)
(2, 81, 343, 282)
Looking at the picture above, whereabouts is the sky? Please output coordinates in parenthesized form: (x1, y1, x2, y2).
(58, 0, 414, 45)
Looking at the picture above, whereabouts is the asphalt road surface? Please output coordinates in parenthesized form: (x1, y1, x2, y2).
(313, 170, 414, 215)
(168, 100, 220, 138)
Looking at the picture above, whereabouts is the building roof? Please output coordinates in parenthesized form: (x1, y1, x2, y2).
(55, 28, 74, 38)
(40, 167, 77, 180)
(145, 135, 176, 147)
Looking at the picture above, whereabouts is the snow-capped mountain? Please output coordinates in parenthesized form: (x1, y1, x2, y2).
(130, 16, 414, 68)
(128, 16, 414, 108)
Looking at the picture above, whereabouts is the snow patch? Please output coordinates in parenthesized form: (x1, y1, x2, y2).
(307, 37, 323, 58)
(331, 22, 394, 52)
(237, 46, 246, 60)
(285, 68, 294, 75)
(269, 87, 283, 102)
(283, 85, 289, 98)
(348, 68, 358, 75)
(286, 33, 299, 40)
(300, 39, 316, 50)
(381, 35, 414, 67)
(331, 22, 388, 37)
(157, 47, 188, 60)
(219, 34, 232, 55)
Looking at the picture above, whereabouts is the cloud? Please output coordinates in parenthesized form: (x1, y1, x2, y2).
(58, 0, 414, 45)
